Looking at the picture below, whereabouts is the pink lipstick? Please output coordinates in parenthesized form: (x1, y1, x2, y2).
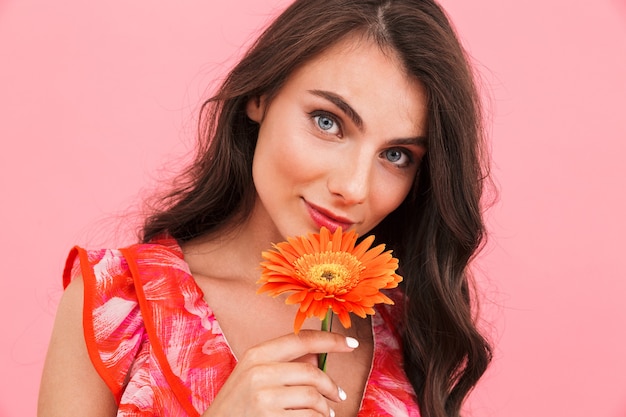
(305, 201, 353, 233)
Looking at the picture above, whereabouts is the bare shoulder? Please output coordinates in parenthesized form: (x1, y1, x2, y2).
(38, 275, 117, 416)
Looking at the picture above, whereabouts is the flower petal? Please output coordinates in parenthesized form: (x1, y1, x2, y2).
(293, 310, 307, 334)
(258, 227, 401, 333)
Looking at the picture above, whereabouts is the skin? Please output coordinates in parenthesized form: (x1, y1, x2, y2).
(38, 276, 118, 416)
(38, 34, 428, 417)
(249, 35, 427, 242)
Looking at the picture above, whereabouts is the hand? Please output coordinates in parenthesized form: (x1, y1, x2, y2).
(203, 330, 358, 417)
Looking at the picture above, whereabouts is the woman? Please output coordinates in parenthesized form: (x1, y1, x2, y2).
(39, 0, 492, 416)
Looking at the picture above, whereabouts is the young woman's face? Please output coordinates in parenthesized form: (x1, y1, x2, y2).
(248, 35, 428, 240)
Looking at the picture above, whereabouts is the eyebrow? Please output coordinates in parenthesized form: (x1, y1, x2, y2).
(308, 89, 428, 148)
(308, 89, 364, 130)
(387, 137, 428, 148)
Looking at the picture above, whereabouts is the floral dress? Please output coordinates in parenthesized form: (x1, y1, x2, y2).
(64, 237, 421, 416)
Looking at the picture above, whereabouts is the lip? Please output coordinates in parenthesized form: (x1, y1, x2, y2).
(305, 201, 355, 233)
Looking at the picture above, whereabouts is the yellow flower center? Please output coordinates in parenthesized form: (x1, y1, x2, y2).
(294, 251, 363, 293)
(310, 264, 349, 283)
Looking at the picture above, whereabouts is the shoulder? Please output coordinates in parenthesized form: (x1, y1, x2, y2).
(39, 273, 118, 416)
(57, 239, 185, 401)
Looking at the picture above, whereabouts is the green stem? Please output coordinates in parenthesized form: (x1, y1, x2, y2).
(318, 308, 333, 372)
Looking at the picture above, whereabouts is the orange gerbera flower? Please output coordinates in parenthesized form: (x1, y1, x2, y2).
(257, 227, 402, 334)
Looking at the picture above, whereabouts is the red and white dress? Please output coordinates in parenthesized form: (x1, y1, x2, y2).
(64, 236, 421, 416)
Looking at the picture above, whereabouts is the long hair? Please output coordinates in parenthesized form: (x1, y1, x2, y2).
(142, 1, 492, 416)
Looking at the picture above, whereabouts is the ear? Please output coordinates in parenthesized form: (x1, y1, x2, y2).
(246, 95, 267, 123)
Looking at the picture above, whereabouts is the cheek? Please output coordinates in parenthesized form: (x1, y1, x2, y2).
(371, 176, 413, 217)
(252, 126, 320, 188)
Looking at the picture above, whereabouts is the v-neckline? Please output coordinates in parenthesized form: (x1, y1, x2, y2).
(184, 264, 378, 414)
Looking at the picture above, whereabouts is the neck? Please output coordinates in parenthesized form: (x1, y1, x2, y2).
(181, 198, 283, 284)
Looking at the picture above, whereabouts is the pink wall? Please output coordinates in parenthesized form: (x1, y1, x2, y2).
(1, 1, 625, 416)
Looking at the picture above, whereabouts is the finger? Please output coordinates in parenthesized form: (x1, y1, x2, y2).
(286, 410, 333, 417)
(242, 330, 359, 364)
(240, 383, 334, 417)
(276, 386, 331, 416)
(293, 352, 319, 368)
(254, 361, 345, 403)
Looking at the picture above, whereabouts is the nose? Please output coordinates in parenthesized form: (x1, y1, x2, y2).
(327, 150, 372, 205)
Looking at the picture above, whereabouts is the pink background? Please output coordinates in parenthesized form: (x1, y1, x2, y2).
(1, 0, 625, 416)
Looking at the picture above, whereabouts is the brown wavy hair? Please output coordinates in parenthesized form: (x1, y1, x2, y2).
(142, 1, 492, 416)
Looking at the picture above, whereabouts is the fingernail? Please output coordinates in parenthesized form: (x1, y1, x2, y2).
(330, 409, 336, 417)
(346, 337, 359, 348)
(338, 386, 347, 401)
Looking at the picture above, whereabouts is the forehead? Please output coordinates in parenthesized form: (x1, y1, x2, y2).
(279, 34, 428, 137)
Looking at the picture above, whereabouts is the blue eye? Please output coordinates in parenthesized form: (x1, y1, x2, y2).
(382, 148, 412, 167)
(315, 115, 335, 131)
(311, 112, 341, 136)
(385, 149, 403, 162)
